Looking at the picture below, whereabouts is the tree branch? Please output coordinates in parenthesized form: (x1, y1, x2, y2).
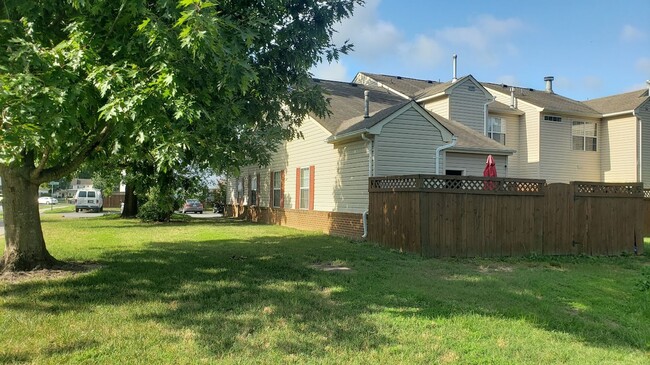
(30, 146, 51, 180)
(35, 124, 112, 184)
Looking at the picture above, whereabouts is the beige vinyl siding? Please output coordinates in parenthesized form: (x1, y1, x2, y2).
(422, 96, 449, 119)
(600, 115, 638, 182)
(539, 116, 601, 183)
(333, 140, 371, 212)
(449, 79, 491, 134)
(490, 112, 520, 177)
(374, 108, 446, 176)
(487, 87, 541, 179)
(227, 117, 370, 213)
(638, 103, 650, 187)
(446, 152, 508, 177)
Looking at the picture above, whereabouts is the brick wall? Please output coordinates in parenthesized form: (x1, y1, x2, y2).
(225, 205, 364, 240)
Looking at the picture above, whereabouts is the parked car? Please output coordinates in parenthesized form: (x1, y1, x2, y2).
(182, 199, 203, 214)
(74, 189, 103, 212)
(38, 196, 58, 204)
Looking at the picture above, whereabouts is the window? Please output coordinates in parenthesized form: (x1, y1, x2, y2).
(237, 179, 243, 203)
(544, 115, 563, 122)
(272, 171, 283, 208)
(250, 175, 257, 205)
(488, 116, 506, 144)
(299, 168, 310, 210)
(572, 121, 597, 151)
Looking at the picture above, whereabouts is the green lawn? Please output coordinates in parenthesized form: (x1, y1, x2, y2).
(1, 215, 649, 364)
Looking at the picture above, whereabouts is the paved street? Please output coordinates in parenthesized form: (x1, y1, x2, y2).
(0, 206, 223, 237)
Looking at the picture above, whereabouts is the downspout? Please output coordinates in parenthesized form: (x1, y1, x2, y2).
(361, 132, 373, 238)
(435, 136, 458, 175)
(484, 96, 497, 135)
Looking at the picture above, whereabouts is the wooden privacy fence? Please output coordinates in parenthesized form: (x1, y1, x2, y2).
(368, 175, 644, 257)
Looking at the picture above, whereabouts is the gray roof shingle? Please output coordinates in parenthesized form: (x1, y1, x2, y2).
(355, 72, 439, 98)
(482, 83, 602, 116)
(583, 89, 649, 114)
(311, 79, 406, 134)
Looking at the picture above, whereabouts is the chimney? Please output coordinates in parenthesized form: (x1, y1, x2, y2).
(510, 87, 516, 109)
(364, 90, 370, 118)
(544, 76, 554, 93)
(646, 80, 650, 94)
(452, 54, 458, 83)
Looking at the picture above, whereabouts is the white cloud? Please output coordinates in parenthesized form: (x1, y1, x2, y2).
(621, 25, 646, 42)
(332, 0, 402, 61)
(636, 57, 650, 74)
(327, 3, 525, 80)
(311, 61, 348, 81)
(397, 35, 445, 69)
(435, 15, 524, 67)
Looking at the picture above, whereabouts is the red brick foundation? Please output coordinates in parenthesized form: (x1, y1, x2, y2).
(226, 205, 364, 240)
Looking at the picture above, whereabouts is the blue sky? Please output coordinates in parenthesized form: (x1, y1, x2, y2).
(311, 0, 650, 101)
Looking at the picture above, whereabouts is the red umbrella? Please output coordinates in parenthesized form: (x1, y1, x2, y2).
(483, 155, 497, 190)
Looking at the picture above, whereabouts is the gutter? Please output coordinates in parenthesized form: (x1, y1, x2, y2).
(416, 92, 446, 104)
(484, 96, 497, 135)
(435, 136, 458, 174)
(361, 132, 373, 239)
(602, 110, 635, 118)
(326, 129, 368, 144)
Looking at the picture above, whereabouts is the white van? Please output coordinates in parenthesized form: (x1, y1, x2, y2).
(74, 189, 104, 212)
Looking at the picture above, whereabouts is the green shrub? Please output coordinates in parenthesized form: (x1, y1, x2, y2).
(136, 187, 175, 222)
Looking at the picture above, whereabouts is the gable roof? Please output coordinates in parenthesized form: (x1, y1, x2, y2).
(583, 89, 649, 115)
(353, 72, 438, 98)
(426, 112, 515, 155)
(483, 83, 601, 117)
(310, 79, 406, 134)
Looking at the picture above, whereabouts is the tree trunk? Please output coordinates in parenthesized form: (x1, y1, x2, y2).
(1, 168, 58, 271)
(120, 182, 138, 218)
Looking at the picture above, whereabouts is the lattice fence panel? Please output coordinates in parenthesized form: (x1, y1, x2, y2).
(574, 182, 643, 197)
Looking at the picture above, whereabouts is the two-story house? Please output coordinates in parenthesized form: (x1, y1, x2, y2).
(226, 70, 650, 239)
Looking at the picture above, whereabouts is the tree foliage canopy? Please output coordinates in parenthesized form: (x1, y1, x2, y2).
(1, 0, 361, 179)
(0, 0, 363, 271)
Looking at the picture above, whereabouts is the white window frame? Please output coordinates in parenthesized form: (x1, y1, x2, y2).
(299, 167, 310, 210)
(488, 116, 506, 145)
(272, 171, 282, 208)
(572, 121, 597, 151)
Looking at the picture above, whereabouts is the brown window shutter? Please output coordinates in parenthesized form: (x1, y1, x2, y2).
(269, 171, 274, 206)
(309, 165, 315, 210)
(295, 168, 300, 209)
(280, 170, 285, 208)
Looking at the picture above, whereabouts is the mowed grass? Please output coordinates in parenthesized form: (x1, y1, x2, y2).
(1, 215, 649, 364)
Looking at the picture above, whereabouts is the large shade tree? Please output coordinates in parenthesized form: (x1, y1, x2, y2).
(0, 0, 362, 271)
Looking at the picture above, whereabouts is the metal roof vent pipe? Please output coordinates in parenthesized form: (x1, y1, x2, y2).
(646, 80, 650, 94)
(452, 54, 458, 83)
(364, 90, 370, 118)
(544, 76, 554, 93)
(510, 87, 516, 109)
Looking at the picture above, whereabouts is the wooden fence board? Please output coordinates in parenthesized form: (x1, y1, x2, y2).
(369, 176, 644, 257)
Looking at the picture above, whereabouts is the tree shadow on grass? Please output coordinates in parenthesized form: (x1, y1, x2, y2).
(0, 234, 391, 360)
(1, 229, 648, 361)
